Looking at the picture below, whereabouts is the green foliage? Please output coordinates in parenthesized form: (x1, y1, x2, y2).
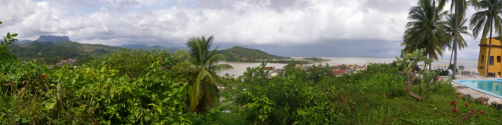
(216, 46, 282, 62)
(402, 118, 452, 124)
(0, 21, 18, 62)
(173, 36, 233, 113)
(0, 50, 190, 124)
(216, 53, 502, 124)
(305, 63, 333, 83)
(3, 49, 502, 124)
(458, 65, 465, 72)
(437, 69, 450, 76)
(88, 49, 179, 78)
(417, 70, 444, 99)
(243, 93, 275, 124)
(470, 0, 502, 40)
(395, 48, 452, 101)
(302, 57, 328, 62)
(239, 62, 270, 86)
(448, 64, 459, 73)
(446, 0, 470, 57)
(402, 0, 450, 61)
(9, 41, 123, 65)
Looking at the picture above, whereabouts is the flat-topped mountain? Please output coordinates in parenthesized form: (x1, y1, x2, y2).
(35, 35, 71, 42)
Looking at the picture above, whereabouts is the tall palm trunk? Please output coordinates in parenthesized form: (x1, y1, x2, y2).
(449, 44, 454, 64)
(485, 9, 495, 77)
(487, 23, 493, 76)
(429, 52, 433, 70)
(453, 41, 458, 77)
(453, 10, 458, 78)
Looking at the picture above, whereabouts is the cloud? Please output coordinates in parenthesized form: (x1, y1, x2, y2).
(0, 0, 481, 58)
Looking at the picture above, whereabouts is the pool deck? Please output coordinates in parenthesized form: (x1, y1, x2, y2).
(440, 75, 502, 105)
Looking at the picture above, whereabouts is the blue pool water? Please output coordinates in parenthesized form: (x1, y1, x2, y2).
(456, 79, 502, 99)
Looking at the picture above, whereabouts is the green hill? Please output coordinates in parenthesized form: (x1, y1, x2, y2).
(121, 44, 185, 53)
(217, 46, 285, 61)
(8, 41, 123, 65)
(35, 35, 71, 42)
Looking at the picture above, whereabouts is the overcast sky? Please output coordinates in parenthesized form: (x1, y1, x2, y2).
(0, 0, 485, 59)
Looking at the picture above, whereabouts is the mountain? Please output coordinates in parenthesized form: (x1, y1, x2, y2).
(121, 44, 185, 53)
(10, 35, 72, 45)
(217, 46, 285, 61)
(35, 35, 71, 42)
(8, 41, 123, 65)
(121, 44, 150, 49)
(16, 40, 32, 44)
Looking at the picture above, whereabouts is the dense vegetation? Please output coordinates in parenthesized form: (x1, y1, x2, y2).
(302, 57, 330, 62)
(33, 35, 71, 42)
(216, 46, 285, 61)
(121, 44, 185, 53)
(2, 36, 502, 124)
(9, 41, 123, 65)
(194, 62, 502, 124)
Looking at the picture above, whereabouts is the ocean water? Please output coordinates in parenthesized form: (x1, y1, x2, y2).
(217, 57, 479, 76)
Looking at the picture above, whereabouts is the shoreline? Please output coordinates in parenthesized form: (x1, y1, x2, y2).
(223, 57, 331, 64)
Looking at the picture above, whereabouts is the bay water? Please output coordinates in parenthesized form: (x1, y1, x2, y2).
(218, 57, 479, 77)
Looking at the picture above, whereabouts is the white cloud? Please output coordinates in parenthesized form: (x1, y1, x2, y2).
(0, 0, 481, 58)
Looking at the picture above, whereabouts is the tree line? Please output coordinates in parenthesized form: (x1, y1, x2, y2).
(402, 0, 501, 77)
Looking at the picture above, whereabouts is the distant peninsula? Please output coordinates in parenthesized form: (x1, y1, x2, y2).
(217, 46, 329, 64)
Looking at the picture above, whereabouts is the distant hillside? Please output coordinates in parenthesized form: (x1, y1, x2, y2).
(8, 41, 123, 65)
(121, 44, 150, 49)
(16, 40, 32, 44)
(35, 35, 71, 42)
(217, 46, 284, 61)
(121, 44, 185, 53)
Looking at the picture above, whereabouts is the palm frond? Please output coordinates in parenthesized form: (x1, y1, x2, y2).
(209, 64, 233, 73)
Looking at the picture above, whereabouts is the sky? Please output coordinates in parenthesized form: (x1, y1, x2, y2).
(0, 0, 484, 59)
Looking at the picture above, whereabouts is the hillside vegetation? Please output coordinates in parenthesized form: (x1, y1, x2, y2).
(217, 46, 283, 61)
(8, 41, 123, 65)
(121, 44, 185, 53)
(34, 35, 71, 42)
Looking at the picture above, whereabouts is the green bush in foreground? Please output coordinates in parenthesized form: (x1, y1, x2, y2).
(2, 51, 502, 124)
(1, 51, 191, 124)
(206, 61, 502, 124)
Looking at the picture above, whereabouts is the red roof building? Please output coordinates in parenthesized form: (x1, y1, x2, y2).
(332, 69, 348, 75)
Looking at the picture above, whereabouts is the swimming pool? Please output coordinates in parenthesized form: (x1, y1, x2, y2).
(456, 79, 502, 99)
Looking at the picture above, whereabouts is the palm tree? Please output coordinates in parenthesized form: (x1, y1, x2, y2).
(470, 0, 502, 76)
(403, 0, 450, 69)
(458, 65, 465, 74)
(449, 0, 469, 78)
(445, 13, 470, 75)
(446, 14, 470, 57)
(172, 36, 233, 113)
